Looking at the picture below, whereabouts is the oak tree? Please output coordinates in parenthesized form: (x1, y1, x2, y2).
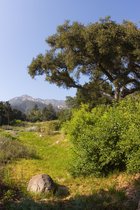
(28, 18, 140, 101)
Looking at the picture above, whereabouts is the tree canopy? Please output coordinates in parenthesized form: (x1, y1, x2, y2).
(28, 17, 140, 101)
(0, 102, 26, 125)
(27, 104, 57, 122)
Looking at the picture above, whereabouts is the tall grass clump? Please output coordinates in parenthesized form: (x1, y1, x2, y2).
(64, 94, 140, 177)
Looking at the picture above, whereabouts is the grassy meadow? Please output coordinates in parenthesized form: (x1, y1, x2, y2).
(0, 121, 140, 210)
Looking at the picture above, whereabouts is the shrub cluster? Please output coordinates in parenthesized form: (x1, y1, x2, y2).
(65, 94, 140, 176)
(0, 136, 36, 164)
(36, 120, 60, 135)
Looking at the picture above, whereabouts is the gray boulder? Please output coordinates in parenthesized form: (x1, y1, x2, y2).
(27, 174, 56, 194)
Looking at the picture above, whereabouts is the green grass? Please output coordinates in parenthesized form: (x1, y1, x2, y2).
(9, 131, 72, 180)
(0, 122, 140, 210)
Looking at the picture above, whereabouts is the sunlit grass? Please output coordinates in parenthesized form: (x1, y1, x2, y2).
(5, 129, 72, 184)
(1, 122, 140, 209)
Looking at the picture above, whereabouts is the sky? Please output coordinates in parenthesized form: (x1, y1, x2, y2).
(0, 0, 140, 101)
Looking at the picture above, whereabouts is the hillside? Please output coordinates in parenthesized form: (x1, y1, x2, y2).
(9, 95, 66, 113)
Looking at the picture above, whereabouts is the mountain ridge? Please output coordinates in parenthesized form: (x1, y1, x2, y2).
(9, 95, 66, 113)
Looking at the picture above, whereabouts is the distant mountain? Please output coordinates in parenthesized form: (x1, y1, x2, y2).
(9, 95, 66, 113)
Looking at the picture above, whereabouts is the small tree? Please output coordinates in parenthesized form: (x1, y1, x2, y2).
(0, 102, 14, 125)
(27, 104, 42, 122)
(42, 104, 57, 121)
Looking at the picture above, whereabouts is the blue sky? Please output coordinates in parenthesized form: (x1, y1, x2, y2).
(0, 0, 140, 101)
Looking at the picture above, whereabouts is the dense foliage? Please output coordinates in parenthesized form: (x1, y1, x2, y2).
(65, 88, 112, 109)
(27, 104, 57, 122)
(0, 101, 58, 125)
(65, 94, 140, 176)
(28, 17, 140, 102)
(0, 102, 26, 125)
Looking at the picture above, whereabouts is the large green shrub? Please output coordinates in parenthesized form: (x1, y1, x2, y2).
(65, 94, 140, 176)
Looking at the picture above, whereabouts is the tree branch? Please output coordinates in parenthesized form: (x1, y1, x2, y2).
(99, 64, 114, 82)
(121, 87, 140, 98)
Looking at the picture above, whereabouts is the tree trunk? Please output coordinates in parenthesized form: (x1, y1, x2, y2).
(114, 86, 120, 102)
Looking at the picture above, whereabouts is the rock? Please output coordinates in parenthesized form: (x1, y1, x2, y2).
(27, 174, 56, 194)
(25, 126, 37, 132)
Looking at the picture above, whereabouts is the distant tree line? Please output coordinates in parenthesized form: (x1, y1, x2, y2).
(0, 102, 58, 125)
(0, 101, 26, 125)
(26, 104, 57, 122)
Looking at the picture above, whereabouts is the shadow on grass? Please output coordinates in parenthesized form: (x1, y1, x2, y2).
(0, 182, 24, 210)
(1, 176, 140, 210)
(55, 184, 70, 198)
(4, 188, 138, 210)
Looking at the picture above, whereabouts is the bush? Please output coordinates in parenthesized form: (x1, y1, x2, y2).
(11, 120, 25, 126)
(65, 94, 140, 176)
(0, 136, 36, 164)
(37, 120, 60, 135)
(57, 108, 72, 126)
